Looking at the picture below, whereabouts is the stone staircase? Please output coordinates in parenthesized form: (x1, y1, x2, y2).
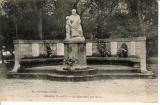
(7, 65, 154, 81)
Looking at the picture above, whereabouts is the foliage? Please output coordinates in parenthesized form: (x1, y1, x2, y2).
(63, 57, 78, 70)
(44, 41, 53, 58)
(146, 35, 158, 57)
(117, 43, 128, 57)
(0, 0, 158, 57)
(97, 40, 110, 57)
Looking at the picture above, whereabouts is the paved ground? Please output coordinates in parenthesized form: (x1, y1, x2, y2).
(0, 64, 158, 102)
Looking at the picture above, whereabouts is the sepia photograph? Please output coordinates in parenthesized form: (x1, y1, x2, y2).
(0, 0, 158, 103)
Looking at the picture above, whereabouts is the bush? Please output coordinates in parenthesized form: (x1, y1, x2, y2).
(97, 40, 111, 57)
(117, 43, 128, 57)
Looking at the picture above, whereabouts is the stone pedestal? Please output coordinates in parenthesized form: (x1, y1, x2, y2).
(64, 40, 87, 68)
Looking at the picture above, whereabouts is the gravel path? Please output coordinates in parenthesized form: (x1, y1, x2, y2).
(0, 78, 158, 102)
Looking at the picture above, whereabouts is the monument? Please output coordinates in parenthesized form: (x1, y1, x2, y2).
(65, 9, 85, 42)
(64, 9, 87, 69)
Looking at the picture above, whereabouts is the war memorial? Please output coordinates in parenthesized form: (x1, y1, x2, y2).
(0, 0, 158, 103)
(6, 9, 154, 81)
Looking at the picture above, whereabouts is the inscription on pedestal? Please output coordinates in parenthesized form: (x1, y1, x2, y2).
(32, 43, 39, 57)
(50, 44, 57, 55)
(131, 41, 135, 55)
(20, 44, 30, 57)
(86, 43, 92, 56)
(111, 42, 117, 55)
(57, 43, 64, 55)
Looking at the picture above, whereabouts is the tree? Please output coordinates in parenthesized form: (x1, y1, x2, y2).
(36, 0, 43, 39)
(0, 35, 4, 64)
(1, 0, 158, 39)
(1, 0, 58, 40)
(0, 9, 5, 63)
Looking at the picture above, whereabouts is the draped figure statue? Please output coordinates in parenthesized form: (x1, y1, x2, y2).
(65, 9, 84, 41)
(66, 16, 71, 39)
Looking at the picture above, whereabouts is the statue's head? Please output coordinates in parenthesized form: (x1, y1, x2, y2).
(72, 9, 77, 15)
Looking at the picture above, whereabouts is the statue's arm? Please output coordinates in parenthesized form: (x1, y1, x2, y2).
(68, 20, 71, 26)
(77, 15, 81, 24)
(71, 15, 81, 28)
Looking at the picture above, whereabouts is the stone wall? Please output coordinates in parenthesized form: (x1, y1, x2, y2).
(12, 37, 147, 72)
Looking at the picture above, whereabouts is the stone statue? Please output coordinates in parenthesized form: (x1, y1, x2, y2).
(66, 16, 71, 39)
(65, 9, 85, 42)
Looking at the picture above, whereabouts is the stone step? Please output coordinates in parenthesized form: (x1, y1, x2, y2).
(18, 67, 141, 75)
(7, 73, 48, 80)
(6, 71, 154, 81)
(55, 68, 140, 75)
(17, 57, 140, 68)
(18, 69, 57, 73)
(48, 72, 154, 81)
